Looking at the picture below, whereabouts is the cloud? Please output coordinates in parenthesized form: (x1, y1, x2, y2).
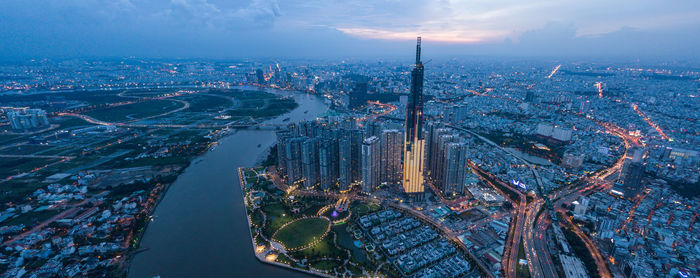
(320, 0, 700, 44)
(154, 0, 280, 30)
(0, 0, 698, 59)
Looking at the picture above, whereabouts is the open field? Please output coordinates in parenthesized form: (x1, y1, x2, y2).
(228, 98, 297, 118)
(0, 134, 25, 145)
(55, 117, 94, 129)
(206, 89, 299, 118)
(84, 99, 182, 123)
(0, 157, 60, 179)
(0, 144, 55, 155)
(0, 180, 47, 204)
(2, 209, 58, 227)
(178, 94, 231, 112)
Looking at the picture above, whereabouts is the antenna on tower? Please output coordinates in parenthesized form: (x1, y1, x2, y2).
(416, 37, 422, 65)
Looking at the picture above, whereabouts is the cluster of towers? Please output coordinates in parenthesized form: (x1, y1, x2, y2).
(274, 118, 471, 198)
(275, 118, 402, 193)
(425, 122, 471, 196)
(3, 108, 50, 131)
(275, 37, 470, 200)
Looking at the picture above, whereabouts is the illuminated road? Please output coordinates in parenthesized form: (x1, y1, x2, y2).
(545, 120, 639, 278)
(470, 164, 526, 278)
(523, 200, 546, 278)
(466, 89, 521, 103)
(533, 212, 557, 278)
(357, 101, 398, 125)
(58, 112, 113, 126)
(595, 82, 604, 98)
(456, 75, 650, 278)
(558, 212, 611, 278)
(451, 100, 640, 278)
(124, 98, 190, 124)
(631, 104, 670, 140)
(452, 123, 549, 278)
(547, 64, 562, 79)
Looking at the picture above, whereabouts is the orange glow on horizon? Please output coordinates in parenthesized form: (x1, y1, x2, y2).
(337, 27, 507, 43)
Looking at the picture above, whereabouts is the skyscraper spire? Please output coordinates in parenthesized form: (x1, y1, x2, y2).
(416, 37, 422, 65)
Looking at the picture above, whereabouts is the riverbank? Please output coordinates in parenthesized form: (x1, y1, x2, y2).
(237, 167, 334, 278)
(127, 88, 328, 278)
(120, 131, 224, 274)
(119, 88, 307, 276)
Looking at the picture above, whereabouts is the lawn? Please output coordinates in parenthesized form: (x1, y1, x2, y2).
(273, 217, 330, 250)
(292, 232, 346, 259)
(0, 144, 55, 155)
(179, 94, 232, 112)
(99, 155, 191, 169)
(0, 180, 46, 204)
(84, 99, 182, 123)
(261, 202, 295, 238)
(227, 98, 297, 118)
(0, 157, 60, 179)
(250, 209, 264, 227)
(0, 134, 26, 145)
(202, 89, 298, 118)
(310, 259, 343, 271)
(2, 209, 58, 227)
(55, 117, 93, 130)
(351, 202, 380, 216)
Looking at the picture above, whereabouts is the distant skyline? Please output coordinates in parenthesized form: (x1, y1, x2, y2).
(1, 0, 699, 60)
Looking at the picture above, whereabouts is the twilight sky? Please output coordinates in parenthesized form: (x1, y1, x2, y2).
(1, 0, 699, 60)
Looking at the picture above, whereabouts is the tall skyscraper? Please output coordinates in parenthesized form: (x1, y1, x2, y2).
(365, 120, 382, 138)
(349, 82, 368, 109)
(525, 90, 536, 103)
(423, 121, 441, 177)
(256, 69, 265, 85)
(433, 133, 458, 186)
(402, 37, 426, 199)
(318, 139, 338, 191)
(616, 147, 646, 199)
(427, 127, 450, 179)
(338, 134, 353, 191)
(443, 142, 469, 195)
(446, 105, 468, 125)
(284, 137, 305, 184)
(622, 162, 644, 198)
(361, 136, 380, 193)
(573, 197, 589, 216)
(301, 138, 319, 189)
(275, 130, 293, 178)
(380, 129, 402, 184)
(346, 129, 363, 183)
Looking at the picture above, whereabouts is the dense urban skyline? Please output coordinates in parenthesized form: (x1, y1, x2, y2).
(0, 1, 698, 278)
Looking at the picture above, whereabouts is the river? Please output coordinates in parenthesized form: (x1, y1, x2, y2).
(128, 87, 329, 278)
